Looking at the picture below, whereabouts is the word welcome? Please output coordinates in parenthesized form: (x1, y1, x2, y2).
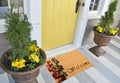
(66, 61, 90, 73)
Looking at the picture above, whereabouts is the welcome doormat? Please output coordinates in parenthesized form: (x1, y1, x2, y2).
(46, 50, 93, 83)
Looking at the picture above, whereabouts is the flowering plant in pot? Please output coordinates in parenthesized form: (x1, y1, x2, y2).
(89, 0, 119, 57)
(95, 0, 119, 36)
(0, 5, 46, 83)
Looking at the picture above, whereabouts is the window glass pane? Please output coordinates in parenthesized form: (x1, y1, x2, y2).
(0, 0, 8, 19)
(91, 0, 94, 3)
(89, 0, 100, 11)
(0, 0, 8, 6)
(10, 0, 24, 14)
(89, 4, 93, 10)
(95, 0, 100, 5)
(89, 0, 95, 10)
(0, 0, 24, 19)
(93, 0, 100, 10)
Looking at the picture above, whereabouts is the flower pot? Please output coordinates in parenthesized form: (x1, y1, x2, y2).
(0, 48, 46, 83)
(89, 31, 113, 57)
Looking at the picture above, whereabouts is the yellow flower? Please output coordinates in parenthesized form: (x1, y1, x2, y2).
(114, 27, 119, 33)
(12, 58, 26, 68)
(109, 29, 116, 35)
(34, 47, 39, 52)
(97, 26, 104, 33)
(29, 45, 36, 51)
(29, 53, 40, 63)
(108, 28, 119, 35)
(29, 45, 39, 52)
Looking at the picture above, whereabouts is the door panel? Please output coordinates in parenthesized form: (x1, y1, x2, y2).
(42, 0, 79, 50)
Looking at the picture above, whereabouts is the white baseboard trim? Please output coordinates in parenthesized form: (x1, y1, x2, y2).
(46, 44, 78, 59)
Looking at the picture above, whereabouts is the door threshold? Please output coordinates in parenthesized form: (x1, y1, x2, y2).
(46, 44, 78, 58)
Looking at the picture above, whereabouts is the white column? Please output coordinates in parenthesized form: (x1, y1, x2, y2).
(73, 0, 91, 48)
(24, 0, 42, 47)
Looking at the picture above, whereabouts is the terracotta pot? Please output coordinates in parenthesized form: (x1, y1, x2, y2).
(0, 49, 46, 83)
(89, 31, 113, 57)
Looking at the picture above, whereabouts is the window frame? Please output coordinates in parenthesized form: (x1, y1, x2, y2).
(0, 0, 24, 19)
(0, 0, 8, 6)
(88, 0, 111, 19)
(89, 0, 100, 14)
(0, 0, 25, 33)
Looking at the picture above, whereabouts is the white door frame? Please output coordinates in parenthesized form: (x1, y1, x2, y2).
(0, 0, 109, 57)
(0, 0, 110, 57)
(23, 0, 91, 58)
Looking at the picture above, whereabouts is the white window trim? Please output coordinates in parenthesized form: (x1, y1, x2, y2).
(88, 0, 110, 19)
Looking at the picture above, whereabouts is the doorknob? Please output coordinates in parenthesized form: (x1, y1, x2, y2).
(75, 0, 81, 13)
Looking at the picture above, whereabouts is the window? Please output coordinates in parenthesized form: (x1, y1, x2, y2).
(88, 0, 111, 19)
(0, 0, 8, 6)
(0, 0, 8, 19)
(0, 0, 24, 19)
(89, 0, 100, 11)
(10, 0, 24, 14)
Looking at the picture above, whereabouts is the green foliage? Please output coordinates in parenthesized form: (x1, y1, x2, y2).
(4, 5, 45, 72)
(5, 5, 32, 61)
(98, 0, 118, 34)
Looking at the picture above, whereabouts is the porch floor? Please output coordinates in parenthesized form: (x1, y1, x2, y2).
(0, 33, 120, 83)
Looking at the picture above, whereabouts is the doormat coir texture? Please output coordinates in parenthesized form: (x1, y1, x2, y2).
(46, 50, 93, 83)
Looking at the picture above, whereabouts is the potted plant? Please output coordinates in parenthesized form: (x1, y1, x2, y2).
(89, 0, 119, 57)
(0, 5, 46, 83)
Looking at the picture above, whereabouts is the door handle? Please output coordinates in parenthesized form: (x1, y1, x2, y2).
(75, 0, 81, 13)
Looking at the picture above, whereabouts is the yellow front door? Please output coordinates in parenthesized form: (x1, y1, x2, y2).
(42, 0, 79, 50)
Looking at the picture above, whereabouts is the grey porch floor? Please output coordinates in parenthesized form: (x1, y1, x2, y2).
(0, 33, 120, 83)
